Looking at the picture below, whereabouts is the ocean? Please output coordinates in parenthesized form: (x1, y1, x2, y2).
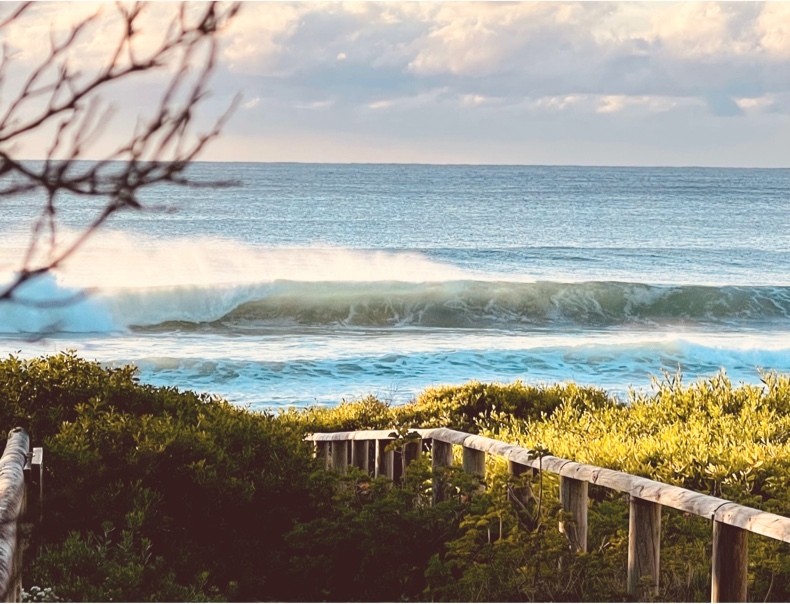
(2, 163, 790, 408)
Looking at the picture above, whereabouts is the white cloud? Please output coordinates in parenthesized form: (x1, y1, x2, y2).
(295, 100, 334, 110)
(209, 3, 790, 110)
(9, 2, 790, 165)
(460, 94, 500, 108)
(596, 95, 627, 114)
(220, 2, 308, 75)
(243, 97, 260, 110)
(406, 3, 605, 77)
(518, 94, 700, 115)
(367, 100, 392, 110)
(594, 95, 696, 114)
(366, 88, 449, 111)
(530, 95, 584, 112)
(643, 3, 753, 59)
(757, 3, 790, 58)
(3, 3, 219, 70)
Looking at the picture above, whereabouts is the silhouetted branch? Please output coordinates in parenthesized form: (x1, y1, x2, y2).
(0, 1, 240, 304)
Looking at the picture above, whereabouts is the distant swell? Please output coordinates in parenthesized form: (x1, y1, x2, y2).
(134, 280, 790, 332)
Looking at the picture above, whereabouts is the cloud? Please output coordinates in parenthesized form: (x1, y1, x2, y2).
(208, 2, 790, 121)
(8, 2, 790, 165)
(365, 88, 449, 111)
(3, 3, 220, 71)
(11, 2, 790, 111)
(242, 97, 260, 110)
(757, 3, 790, 58)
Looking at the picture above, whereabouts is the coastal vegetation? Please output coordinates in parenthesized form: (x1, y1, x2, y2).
(4, 352, 790, 601)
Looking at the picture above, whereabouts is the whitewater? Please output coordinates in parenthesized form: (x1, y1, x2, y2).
(2, 163, 790, 407)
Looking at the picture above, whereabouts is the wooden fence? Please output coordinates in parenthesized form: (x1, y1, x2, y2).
(0, 429, 42, 603)
(308, 427, 790, 603)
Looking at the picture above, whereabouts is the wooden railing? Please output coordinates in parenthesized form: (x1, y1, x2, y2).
(308, 427, 790, 603)
(0, 429, 42, 603)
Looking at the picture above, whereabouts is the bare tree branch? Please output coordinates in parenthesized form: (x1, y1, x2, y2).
(0, 1, 241, 305)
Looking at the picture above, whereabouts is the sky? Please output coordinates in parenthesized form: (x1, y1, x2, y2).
(4, 1, 790, 167)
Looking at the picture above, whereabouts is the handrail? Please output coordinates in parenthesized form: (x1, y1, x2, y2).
(0, 429, 29, 603)
(308, 427, 787, 602)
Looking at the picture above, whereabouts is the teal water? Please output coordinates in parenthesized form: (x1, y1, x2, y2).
(2, 163, 790, 406)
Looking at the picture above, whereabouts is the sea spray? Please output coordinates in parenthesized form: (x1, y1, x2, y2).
(2, 163, 790, 406)
(0, 273, 116, 333)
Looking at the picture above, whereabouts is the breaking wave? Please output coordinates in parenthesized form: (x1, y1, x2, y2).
(212, 280, 790, 329)
(4, 276, 790, 334)
(3, 235, 790, 334)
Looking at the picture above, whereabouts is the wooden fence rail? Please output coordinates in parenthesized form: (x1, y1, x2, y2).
(308, 427, 790, 603)
(0, 429, 42, 603)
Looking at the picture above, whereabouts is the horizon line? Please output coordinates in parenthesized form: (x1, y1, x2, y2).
(15, 158, 790, 170)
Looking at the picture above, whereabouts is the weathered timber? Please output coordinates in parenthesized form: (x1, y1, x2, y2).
(0, 429, 29, 603)
(507, 460, 533, 509)
(308, 427, 790, 604)
(376, 440, 394, 480)
(714, 501, 790, 544)
(627, 496, 661, 600)
(367, 441, 376, 473)
(310, 427, 790, 548)
(711, 520, 748, 603)
(34, 447, 43, 527)
(432, 439, 453, 505)
(559, 476, 588, 552)
(403, 439, 421, 471)
(462, 446, 485, 486)
(331, 441, 348, 474)
(392, 450, 403, 483)
(351, 440, 370, 473)
(508, 460, 532, 478)
(309, 429, 404, 442)
(315, 441, 330, 470)
(421, 428, 470, 447)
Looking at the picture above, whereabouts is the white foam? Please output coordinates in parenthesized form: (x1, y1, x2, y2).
(0, 273, 116, 333)
(33, 230, 476, 289)
(0, 230, 481, 332)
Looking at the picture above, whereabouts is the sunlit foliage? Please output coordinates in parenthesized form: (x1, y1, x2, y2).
(3, 353, 790, 601)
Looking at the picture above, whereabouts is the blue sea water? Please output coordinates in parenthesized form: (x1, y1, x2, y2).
(2, 163, 790, 407)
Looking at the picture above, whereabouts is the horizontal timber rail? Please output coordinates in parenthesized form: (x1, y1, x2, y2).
(307, 427, 790, 603)
(0, 429, 43, 603)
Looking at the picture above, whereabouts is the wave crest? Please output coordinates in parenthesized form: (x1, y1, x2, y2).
(133, 280, 790, 331)
(5, 276, 790, 334)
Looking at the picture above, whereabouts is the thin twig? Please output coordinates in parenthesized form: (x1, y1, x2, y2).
(0, 1, 241, 305)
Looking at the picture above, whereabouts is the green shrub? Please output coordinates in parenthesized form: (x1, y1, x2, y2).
(0, 353, 324, 601)
(5, 353, 790, 601)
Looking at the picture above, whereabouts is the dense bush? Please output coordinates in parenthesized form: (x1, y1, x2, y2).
(3, 353, 790, 601)
(0, 353, 324, 601)
(279, 380, 611, 435)
(238, 370, 790, 602)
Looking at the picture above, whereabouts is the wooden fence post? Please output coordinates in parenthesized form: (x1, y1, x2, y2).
(432, 440, 453, 505)
(711, 520, 748, 603)
(559, 476, 588, 552)
(508, 460, 532, 509)
(400, 438, 422, 482)
(402, 439, 422, 479)
(376, 439, 394, 480)
(32, 448, 43, 528)
(331, 441, 348, 474)
(351, 441, 370, 473)
(462, 446, 485, 491)
(315, 441, 330, 470)
(627, 496, 661, 600)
